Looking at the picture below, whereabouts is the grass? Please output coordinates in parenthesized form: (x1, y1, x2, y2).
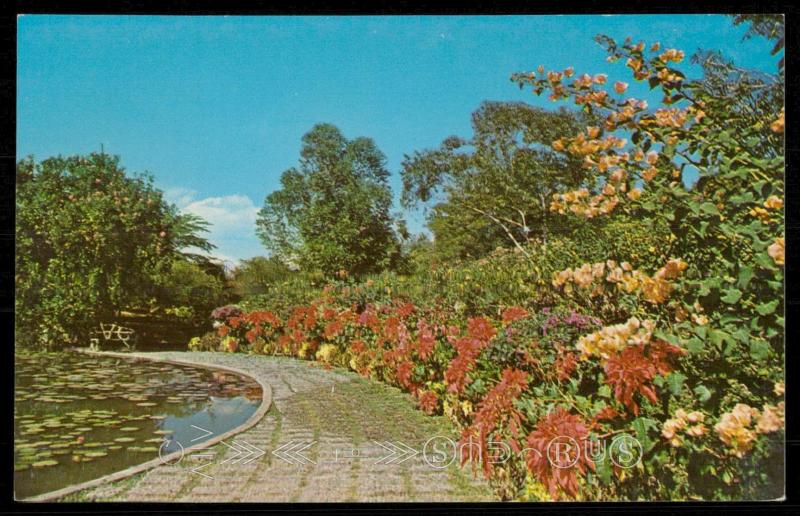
(281, 376, 457, 446)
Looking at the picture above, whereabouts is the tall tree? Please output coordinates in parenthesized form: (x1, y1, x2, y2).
(401, 102, 591, 260)
(15, 152, 214, 348)
(256, 124, 402, 277)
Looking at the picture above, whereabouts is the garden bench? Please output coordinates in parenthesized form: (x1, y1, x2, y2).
(89, 323, 137, 352)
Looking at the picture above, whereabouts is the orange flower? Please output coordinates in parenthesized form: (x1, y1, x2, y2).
(771, 108, 784, 133)
(614, 81, 628, 94)
(764, 195, 783, 210)
(467, 317, 496, 342)
(418, 391, 439, 414)
(768, 237, 785, 266)
(501, 306, 529, 325)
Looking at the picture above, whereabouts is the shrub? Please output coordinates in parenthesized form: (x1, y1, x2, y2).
(188, 331, 220, 352)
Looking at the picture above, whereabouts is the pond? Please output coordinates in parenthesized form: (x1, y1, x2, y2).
(14, 351, 263, 500)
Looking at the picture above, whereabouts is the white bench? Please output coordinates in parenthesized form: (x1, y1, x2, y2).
(89, 323, 137, 351)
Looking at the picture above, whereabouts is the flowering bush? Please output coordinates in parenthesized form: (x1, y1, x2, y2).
(210, 304, 243, 322)
(189, 29, 783, 502)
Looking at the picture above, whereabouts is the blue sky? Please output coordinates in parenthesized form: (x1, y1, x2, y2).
(17, 15, 780, 263)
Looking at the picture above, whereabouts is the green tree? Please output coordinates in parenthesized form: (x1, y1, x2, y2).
(231, 256, 292, 297)
(15, 152, 214, 348)
(153, 259, 226, 320)
(401, 102, 591, 260)
(256, 123, 402, 277)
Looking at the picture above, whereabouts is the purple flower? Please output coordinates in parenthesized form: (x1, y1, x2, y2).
(210, 305, 243, 321)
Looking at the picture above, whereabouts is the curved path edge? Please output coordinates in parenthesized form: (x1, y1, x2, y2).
(22, 349, 273, 503)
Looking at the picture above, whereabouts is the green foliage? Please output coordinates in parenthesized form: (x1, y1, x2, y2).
(256, 123, 404, 277)
(15, 153, 214, 349)
(230, 256, 292, 297)
(152, 259, 227, 322)
(401, 102, 592, 260)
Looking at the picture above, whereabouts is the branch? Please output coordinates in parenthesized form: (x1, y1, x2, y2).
(463, 203, 531, 258)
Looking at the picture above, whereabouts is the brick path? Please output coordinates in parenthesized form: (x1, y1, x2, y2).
(74, 352, 492, 502)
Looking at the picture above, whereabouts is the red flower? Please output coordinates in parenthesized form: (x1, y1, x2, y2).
(453, 337, 483, 360)
(217, 325, 230, 337)
(501, 306, 529, 325)
(525, 408, 593, 500)
(467, 317, 496, 343)
(396, 302, 416, 319)
(445, 355, 473, 394)
(350, 339, 366, 354)
(472, 368, 528, 434)
(415, 320, 436, 361)
(418, 390, 438, 414)
(324, 320, 344, 339)
(245, 328, 258, 343)
(396, 361, 414, 388)
(603, 342, 682, 416)
(555, 351, 578, 382)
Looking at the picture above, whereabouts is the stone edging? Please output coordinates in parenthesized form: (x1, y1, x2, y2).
(21, 350, 273, 503)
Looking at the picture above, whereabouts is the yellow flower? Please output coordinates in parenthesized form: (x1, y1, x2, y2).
(774, 381, 785, 396)
(749, 206, 771, 222)
(659, 48, 685, 63)
(641, 276, 673, 304)
(687, 411, 705, 424)
(686, 424, 707, 437)
(661, 418, 685, 440)
(642, 167, 658, 182)
(768, 237, 784, 266)
(764, 195, 783, 210)
(756, 403, 784, 434)
(715, 404, 759, 458)
(316, 344, 339, 364)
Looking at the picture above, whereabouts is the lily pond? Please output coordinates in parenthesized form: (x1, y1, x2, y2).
(14, 352, 263, 500)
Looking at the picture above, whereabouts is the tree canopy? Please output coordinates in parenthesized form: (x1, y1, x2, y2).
(401, 102, 592, 260)
(256, 123, 403, 277)
(15, 152, 214, 348)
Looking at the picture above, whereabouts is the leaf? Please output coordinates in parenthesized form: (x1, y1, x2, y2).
(686, 337, 704, 354)
(632, 417, 659, 453)
(597, 385, 611, 398)
(756, 300, 779, 316)
(720, 289, 742, 304)
(737, 267, 755, 290)
(694, 385, 712, 403)
(666, 372, 687, 396)
(699, 202, 720, 216)
(749, 340, 771, 360)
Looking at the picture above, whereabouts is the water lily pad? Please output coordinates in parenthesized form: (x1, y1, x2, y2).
(114, 437, 136, 443)
(32, 459, 59, 468)
(85, 451, 107, 458)
(119, 427, 139, 432)
(136, 402, 157, 407)
(127, 446, 158, 453)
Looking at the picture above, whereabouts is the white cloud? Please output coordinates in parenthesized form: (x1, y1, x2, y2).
(179, 194, 265, 264)
(164, 186, 198, 209)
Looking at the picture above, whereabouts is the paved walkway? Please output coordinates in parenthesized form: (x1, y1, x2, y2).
(69, 352, 493, 502)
